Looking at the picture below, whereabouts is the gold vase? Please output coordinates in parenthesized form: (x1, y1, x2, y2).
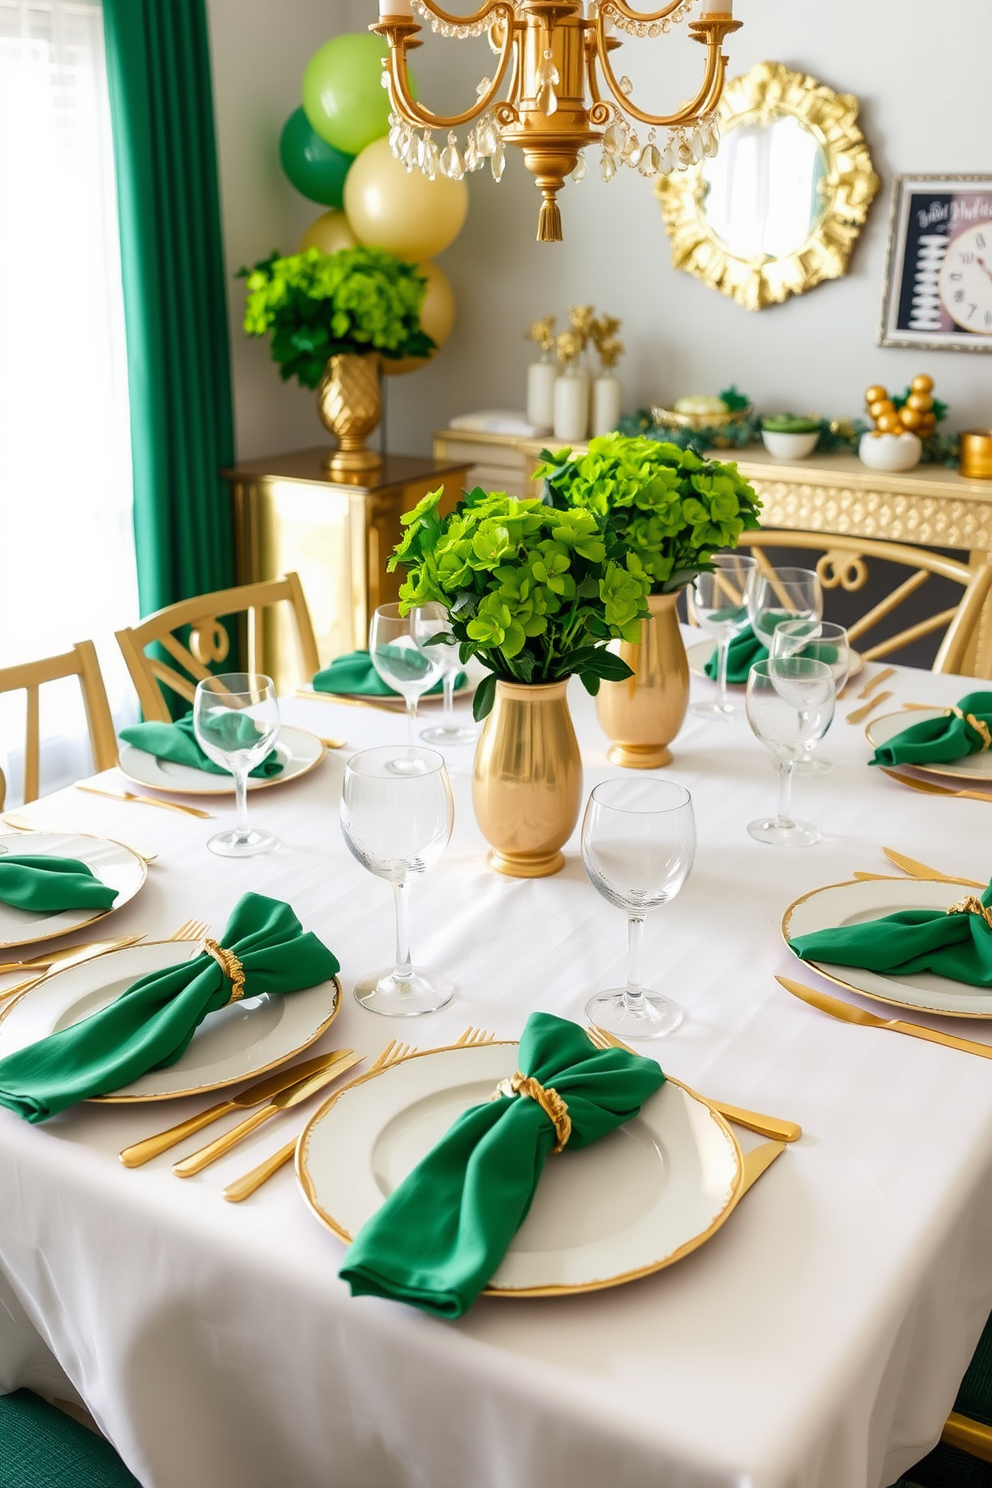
(595, 593, 689, 768)
(472, 679, 583, 878)
(317, 354, 383, 475)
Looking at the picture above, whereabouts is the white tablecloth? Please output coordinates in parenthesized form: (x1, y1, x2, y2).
(1, 653, 991, 1488)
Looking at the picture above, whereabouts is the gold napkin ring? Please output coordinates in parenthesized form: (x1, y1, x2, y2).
(201, 938, 246, 1003)
(949, 707, 992, 751)
(947, 896, 992, 931)
(491, 1072, 572, 1153)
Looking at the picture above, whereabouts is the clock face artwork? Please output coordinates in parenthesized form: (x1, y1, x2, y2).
(938, 223, 992, 335)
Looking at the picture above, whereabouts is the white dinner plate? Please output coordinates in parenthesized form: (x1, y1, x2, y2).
(118, 725, 325, 796)
(783, 877, 992, 1018)
(0, 939, 341, 1100)
(866, 708, 992, 782)
(298, 1041, 743, 1297)
(0, 832, 146, 951)
(687, 637, 863, 687)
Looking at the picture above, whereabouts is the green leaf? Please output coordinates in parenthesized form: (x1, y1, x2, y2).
(579, 671, 601, 696)
(472, 671, 498, 721)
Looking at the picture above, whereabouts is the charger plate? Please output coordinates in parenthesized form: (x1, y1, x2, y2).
(866, 708, 992, 782)
(118, 725, 325, 796)
(783, 877, 992, 1018)
(0, 832, 146, 951)
(687, 637, 863, 687)
(0, 939, 341, 1100)
(297, 1040, 744, 1297)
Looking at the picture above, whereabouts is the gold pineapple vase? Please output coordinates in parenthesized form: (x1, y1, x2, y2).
(317, 354, 383, 475)
(595, 593, 689, 768)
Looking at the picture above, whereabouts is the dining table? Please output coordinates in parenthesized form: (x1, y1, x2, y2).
(1, 642, 990, 1488)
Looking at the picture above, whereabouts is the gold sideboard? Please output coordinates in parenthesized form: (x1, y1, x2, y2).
(226, 449, 469, 692)
(433, 431, 992, 675)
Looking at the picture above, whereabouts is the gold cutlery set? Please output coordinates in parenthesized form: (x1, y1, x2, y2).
(845, 666, 896, 723)
(0, 918, 208, 1007)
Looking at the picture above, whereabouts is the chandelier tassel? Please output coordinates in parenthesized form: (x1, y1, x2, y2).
(537, 192, 563, 243)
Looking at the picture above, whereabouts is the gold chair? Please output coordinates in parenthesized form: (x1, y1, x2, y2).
(736, 530, 992, 676)
(114, 573, 320, 722)
(0, 641, 117, 809)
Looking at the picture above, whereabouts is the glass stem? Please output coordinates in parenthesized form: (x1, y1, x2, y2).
(442, 670, 456, 727)
(622, 915, 646, 1011)
(776, 761, 795, 828)
(406, 697, 418, 748)
(392, 878, 413, 985)
(716, 636, 730, 709)
(233, 768, 250, 842)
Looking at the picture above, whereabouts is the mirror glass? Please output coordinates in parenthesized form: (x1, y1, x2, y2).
(701, 115, 827, 259)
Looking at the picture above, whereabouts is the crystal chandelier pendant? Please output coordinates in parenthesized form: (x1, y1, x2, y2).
(603, 118, 626, 155)
(535, 48, 559, 116)
(637, 141, 661, 178)
(600, 149, 617, 182)
(477, 111, 499, 157)
(657, 142, 675, 174)
(622, 129, 640, 167)
(440, 131, 465, 180)
(490, 139, 505, 181)
(464, 131, 480, 173)
(421, 132, 441, 179)
(571, 152, 587, 182)
(674, 130, 694, 170)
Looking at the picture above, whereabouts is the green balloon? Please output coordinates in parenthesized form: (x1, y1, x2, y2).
(302, 33, 415, 158)
(279, 108, 353, 207)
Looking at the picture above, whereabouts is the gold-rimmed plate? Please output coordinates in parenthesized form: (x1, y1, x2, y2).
(0, 832, 146, 951)
(118, 725, 325, 797)
(866, 708, 992, 782)
(0, 939, 341, 1100)
(297, 1040, 744, 1298)
(782, 877, 992, 1018)
(687, 638, 863, 688)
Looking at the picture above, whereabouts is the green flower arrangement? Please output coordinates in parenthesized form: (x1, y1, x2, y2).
(240, 246, 435, 389)
(535, 434, 762, 593)
(388, 487, 651, 720)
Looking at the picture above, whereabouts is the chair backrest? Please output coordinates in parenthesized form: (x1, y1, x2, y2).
(0, 640, 117, 808)
(735, 530, 992, 676)
(114, 573, 320, 722)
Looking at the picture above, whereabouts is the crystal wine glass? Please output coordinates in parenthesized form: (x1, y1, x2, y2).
(369, 603, 444, 772)
(746, 566, 823, 656)
(745, 658, 835, 847)
(340, 744, 455, 1016)
(582, 778, 696, 1040)
(193, 673, 281, 858)
(413, 602, 477, 747)
(688, 553, 758, 719)
(770, 619, 851, 777)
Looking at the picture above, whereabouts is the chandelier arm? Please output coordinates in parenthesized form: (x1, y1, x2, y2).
(380, 17, 517, 131)
(599, 0, 695, 21)
(594, 19, 723, 127)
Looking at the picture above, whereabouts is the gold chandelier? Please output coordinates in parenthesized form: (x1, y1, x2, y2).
(372, 0, 741, 242)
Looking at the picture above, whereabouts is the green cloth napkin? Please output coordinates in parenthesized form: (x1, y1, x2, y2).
(0, 892, 339, 1122)
(704, 624, 766, 684)
(339, 1012, 665, 1318)
(119, 714, 283, 778)
(869, 691, 992, 768)
(0, 856, 117, 914)
(790, 880, 992, 986)
(312, 649, 464, 698)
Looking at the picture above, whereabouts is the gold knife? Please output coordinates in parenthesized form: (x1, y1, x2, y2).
(172, 1051, 365, 1176)
(879, 767, 992, 803)
(222, 1137, 298, 1203)
(74, 783, 213, 820)
(776, 976, 992, 1060)
(857, 666, 895, 700)
(120, 1048, 358, 1167)
(882, 847, 985, 889)
(847, 691, 893, 724)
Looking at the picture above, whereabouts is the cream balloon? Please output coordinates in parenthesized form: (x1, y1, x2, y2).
(344, 138, 468, 262)
(298, 209, 358, 256)
(383, 261, 456, 377)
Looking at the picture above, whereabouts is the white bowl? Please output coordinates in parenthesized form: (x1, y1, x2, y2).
(760, 429, 820, 459)
(858, 431, 922, 472)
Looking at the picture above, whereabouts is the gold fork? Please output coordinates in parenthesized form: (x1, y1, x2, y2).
(168, 918, 210, 942)
(585, 1025, 802, 1142)
(222, 1038, 418, 1202)
(454, 1025, 497, 1046)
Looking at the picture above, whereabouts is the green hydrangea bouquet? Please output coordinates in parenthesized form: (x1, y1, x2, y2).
(240, 246, 435, 388)
(389, 487, 651, 720)
(535, 433, 762, 591)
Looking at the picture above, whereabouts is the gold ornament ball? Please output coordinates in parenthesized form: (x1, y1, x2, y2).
(919, 413, 937, 434)
(868, 400, 891, 420)
(899, 406, 923, 430)
(876, 413, 903, 433)
(911, 374, 935, 393)
(344, 137, 468, 261)
(383, 261, 456, 377)
(907, 391, 933, 413)
(298, 209, 358, 255)
(865, 384, 887, 405)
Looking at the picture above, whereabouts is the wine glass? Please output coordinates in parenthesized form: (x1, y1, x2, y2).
(688, 553, 758, 720)
(746, 566, 823, 655)
(369, 603, 444, 772)
(413, 602, 477, 747)
(770, 619, 851, 776)
(193, 673, 281, 857)
(582, 778, 696, 1040)
(340, 744, 455, 1016)
(745, 658, 835, 847)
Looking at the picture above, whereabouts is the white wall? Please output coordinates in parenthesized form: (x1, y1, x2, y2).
(209, 0, 992, 462)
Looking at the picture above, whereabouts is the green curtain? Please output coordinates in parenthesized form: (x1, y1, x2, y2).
(102, 0, 235, 619)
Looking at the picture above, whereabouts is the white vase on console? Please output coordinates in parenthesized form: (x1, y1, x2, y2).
(592, 374, 623, 437)
(553, 367, 589, 443)
(526, 358, 557, 434)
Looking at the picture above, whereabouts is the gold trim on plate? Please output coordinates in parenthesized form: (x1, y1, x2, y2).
(117, 726, 327, 798)
(866, 709, 992, 783)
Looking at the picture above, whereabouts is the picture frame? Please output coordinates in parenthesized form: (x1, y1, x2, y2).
(878, 174, 992, 352)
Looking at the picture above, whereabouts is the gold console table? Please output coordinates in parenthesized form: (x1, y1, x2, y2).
(226, 449, 470, 691)
(433, 431, 992, 675)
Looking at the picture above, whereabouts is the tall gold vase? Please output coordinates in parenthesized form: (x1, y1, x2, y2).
(595, 593, 689, 768)
(472, 679, 583, 878)
(317, 354, 383, 475)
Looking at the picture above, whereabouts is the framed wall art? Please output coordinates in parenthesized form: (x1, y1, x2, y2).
(879, 174, 992, 351)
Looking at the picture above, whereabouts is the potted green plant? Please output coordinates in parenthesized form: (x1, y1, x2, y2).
(240, 246, 435, 474)
(389, 485, 650, 876)
(535, 434, 762, 766)
(760, 414, 822, 460)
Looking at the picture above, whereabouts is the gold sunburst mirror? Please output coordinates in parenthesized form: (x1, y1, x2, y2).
(655, 60, 879, 310)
